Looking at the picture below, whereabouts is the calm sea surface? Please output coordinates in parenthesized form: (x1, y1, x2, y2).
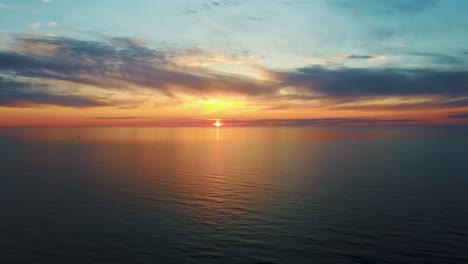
(1, 127, 467, 263)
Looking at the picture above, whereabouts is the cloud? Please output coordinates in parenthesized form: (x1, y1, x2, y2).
(246, 16, 263, 21)
(448, 113, 468, 119)
(333, 97, 468, 111)
(182, 0, 242, 14)
(0, 35, 276, 107)
(277, 66, 468, 98)
(224, 118, 416, 126)
(42, 0, 52, 3)
(329, 0, 436, 15)
(90, 116, 153, 120)
(183, 9, 198, 15)
(47, 22, 58, 27)
(203, 0, 242, 10)
(28, 23, 41, 29)
(81, 116, 417, 127)
(306, 54, 385, 65)
(0, 77, 107, 107)
(332, 54, 386, 61)
(349, 55, 385, 60)
(409, 52, 464, 65)
(1, 34, 467, 112)
(304, 57, 328, 66)
(368, 28, 395, 40)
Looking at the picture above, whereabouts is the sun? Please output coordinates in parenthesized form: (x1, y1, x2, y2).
(213, 120, 222, 127)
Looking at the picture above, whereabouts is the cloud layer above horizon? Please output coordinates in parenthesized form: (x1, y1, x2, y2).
(1, 0, 467, 126)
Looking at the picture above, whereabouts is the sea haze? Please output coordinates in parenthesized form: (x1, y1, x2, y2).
(1, 127, 468, 263)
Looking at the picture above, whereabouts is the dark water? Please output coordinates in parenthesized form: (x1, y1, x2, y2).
(1, 127, 468, 263)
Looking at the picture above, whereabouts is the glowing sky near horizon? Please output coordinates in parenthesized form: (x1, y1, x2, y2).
(1, 0, 468, 126)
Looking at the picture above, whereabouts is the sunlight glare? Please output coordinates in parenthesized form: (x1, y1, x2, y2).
(213, 120, 222, 127)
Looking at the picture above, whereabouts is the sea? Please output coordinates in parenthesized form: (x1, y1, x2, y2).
(1, 127, 467, 263)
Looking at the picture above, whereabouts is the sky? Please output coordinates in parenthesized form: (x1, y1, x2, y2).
(1, 0, 468, 127)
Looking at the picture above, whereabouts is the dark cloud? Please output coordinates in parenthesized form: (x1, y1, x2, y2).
(90, 116, 153, 120)
(183, 9, 198, 15)
(0, 35, 276, 102)
(205, 0, 242, 9)
(0, 77, 107, 107)
(182, 0, 242, 14)
(225, 118, 415, 126)
(409, 52, 464, 65)
(334, 97, 468, 111)
(368, 28, 395, 40)
(246, 16, 263, 21)
(278, 66, 468, 98)
(347, 55, 379, 59)
(329, 0, 436, 15)
(0, 92, 107, 107)
(448, 113, 468, 119)
(388, 0, 436, 13)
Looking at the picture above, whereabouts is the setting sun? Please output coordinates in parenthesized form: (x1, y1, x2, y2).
(213, 120, 223, 127)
